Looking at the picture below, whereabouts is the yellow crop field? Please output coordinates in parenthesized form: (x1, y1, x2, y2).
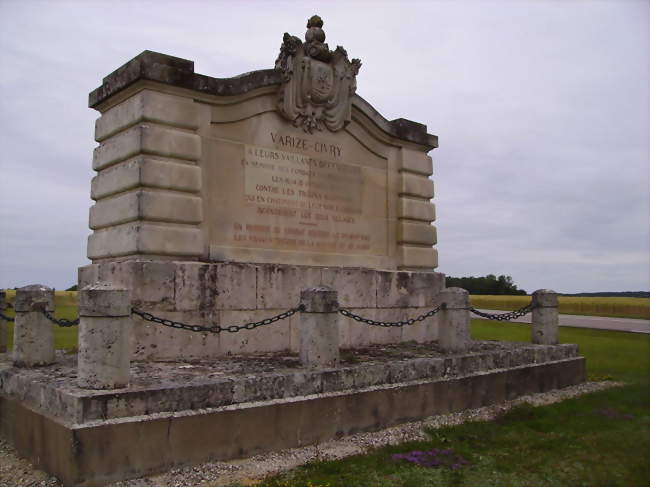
(470, 295, 650, 320)
(3, 289, 78, 308)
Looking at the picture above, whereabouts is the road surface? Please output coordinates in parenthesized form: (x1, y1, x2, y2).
(474, 309, 649, 334)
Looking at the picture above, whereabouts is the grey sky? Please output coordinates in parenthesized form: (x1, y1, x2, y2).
(0, 0, 648, 293)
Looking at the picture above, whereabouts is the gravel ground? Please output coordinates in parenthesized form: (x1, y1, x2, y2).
(0, 380, 621, 487)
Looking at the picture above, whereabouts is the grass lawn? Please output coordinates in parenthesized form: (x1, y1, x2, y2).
(228, 320, 650, 487)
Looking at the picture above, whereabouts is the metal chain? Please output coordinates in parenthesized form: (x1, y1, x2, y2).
(469, 303, 534, 321)
(339, 305, 443, 328)
(0, 311, 15, 322)
(41, 310, 80, 327)
(132, 306, 303, 333)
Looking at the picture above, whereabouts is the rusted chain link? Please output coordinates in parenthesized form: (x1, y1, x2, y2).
(41, 310, 80, 327)
(0, 311, 15, 322)
(132, 306, 303, 333)
(339, 305, 443, 328)
(469, 303, 534, 321)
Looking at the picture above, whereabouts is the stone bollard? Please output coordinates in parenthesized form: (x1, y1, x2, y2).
(299, 286, 340, 368)
(531, 289, 559, 345)
(0, 290, 7, 353)
(439, 287, 471, 352)
(13, 284, 56, 367)
(77, 283, 132, 389)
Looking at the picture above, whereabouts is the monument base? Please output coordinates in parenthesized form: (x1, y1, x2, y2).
(1, 342, 586, 486)
(79, 260, 446, 360)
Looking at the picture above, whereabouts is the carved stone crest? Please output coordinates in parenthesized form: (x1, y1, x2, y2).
(275, 15, 361, 133)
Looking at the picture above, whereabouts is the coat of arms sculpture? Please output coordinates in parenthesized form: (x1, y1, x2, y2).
(275, 15, 362, 133)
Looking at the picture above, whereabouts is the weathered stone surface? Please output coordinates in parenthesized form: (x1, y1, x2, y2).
(79, 282, 131, 317)
(0, 345, 585, 486)
(95, 89, 201, 142)
(321, 268, 376, 308)
(397, 221, 437, 245)
(438, 287, 470, 352)
(91, 157, 202, 200)
(532, 289, 559, 345)
(257, 265, 321, 309)
(14, 284, 54, 312)
(13, 285, 55, 367)
(376, 270, 445, 308)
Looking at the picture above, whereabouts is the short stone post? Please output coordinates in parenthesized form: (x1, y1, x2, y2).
(77, 283, 132, 389)
(531, 289, 559, 345)
(0, 290, 8, 353)
(13, 284, 56, 366)
(299, 286, 340, 368)
(439, 287, 471, 352)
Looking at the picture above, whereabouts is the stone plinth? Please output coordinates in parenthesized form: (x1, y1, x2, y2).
(79, 261, 445, 360)
(0, 342, 586, 486)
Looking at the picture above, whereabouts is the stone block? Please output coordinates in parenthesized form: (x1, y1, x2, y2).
(14, 284, 54, 312)
(342, 308, 374, 347)
(376, 270, 445, 308)
(91, 157, 202, 200)
(218, 309, 291, 354)
(368, 308, 403, 345)
(398, 198, 436, 222)
(400, 307, 438, 343)
(93, 124, 200, 171)
(95, 90, 200, 142)
(87, 222, 203, 259)
(321, 268, 377, 308)
(89, 189, 202, 229)
(131, 310, 220, 360)
(397, 222, 437, 245)
(78, 264, 100, 289)
(256, 265, 321, 309)
(400, 149, 433, 176)
(79, 282, 131, 317)
(400, 173, 434, 198)
(214, 263, 258, 310)
(399, 246, 438, 269)
(175, 263, 217, 311)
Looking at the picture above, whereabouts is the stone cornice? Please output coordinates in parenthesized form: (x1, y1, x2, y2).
(89, 50, 438, 149)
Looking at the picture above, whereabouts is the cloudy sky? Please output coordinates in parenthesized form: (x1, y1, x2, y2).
(0, 0, 648, 293)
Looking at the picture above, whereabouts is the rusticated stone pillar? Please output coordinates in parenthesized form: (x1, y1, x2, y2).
(299, 286, 339, 368)
(532, 289, 559, 345)
(13, 284, 55, 367)
(77, 283, 132, 389)
(439, 287, 470, 352)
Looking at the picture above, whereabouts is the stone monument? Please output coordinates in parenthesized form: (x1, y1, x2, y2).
(80, 15, 443, 360)
(0, 16, 586, 486)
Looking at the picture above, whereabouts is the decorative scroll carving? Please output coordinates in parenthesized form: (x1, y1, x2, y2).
(275, 15, 362, 133)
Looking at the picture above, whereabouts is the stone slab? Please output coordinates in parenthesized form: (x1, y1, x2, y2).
(1, 346, 585, 487)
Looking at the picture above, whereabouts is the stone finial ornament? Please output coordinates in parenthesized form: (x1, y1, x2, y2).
(275, 15, 362, 133)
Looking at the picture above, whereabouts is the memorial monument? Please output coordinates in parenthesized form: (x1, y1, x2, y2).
(0, 16, 585, 486)
(80, 15, 443, 360)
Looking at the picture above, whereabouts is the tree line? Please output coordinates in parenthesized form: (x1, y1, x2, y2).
(445, 274, 527, 295)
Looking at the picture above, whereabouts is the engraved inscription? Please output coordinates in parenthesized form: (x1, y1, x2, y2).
(227, 139, 381, 254)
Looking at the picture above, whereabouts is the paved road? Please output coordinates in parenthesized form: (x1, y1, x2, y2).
(474, 309, 650, 334)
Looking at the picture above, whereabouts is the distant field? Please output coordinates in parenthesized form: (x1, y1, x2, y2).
(470, 295, 650, 320)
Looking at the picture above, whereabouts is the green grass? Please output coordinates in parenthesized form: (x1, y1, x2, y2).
(470, 295, 650, 320)
(227, 320, 650, 487)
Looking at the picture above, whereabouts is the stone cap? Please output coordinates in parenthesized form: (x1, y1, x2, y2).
(89, 50, 438, 149)
(79, 282, 131, 317)
(300, 286, 339, 313)
(14, 284, 55, 312)
(532, 289, 558, 307)
(440, 287, 470, 309)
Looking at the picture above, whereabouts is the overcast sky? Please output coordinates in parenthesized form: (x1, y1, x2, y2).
(0, 0, 648, 294)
